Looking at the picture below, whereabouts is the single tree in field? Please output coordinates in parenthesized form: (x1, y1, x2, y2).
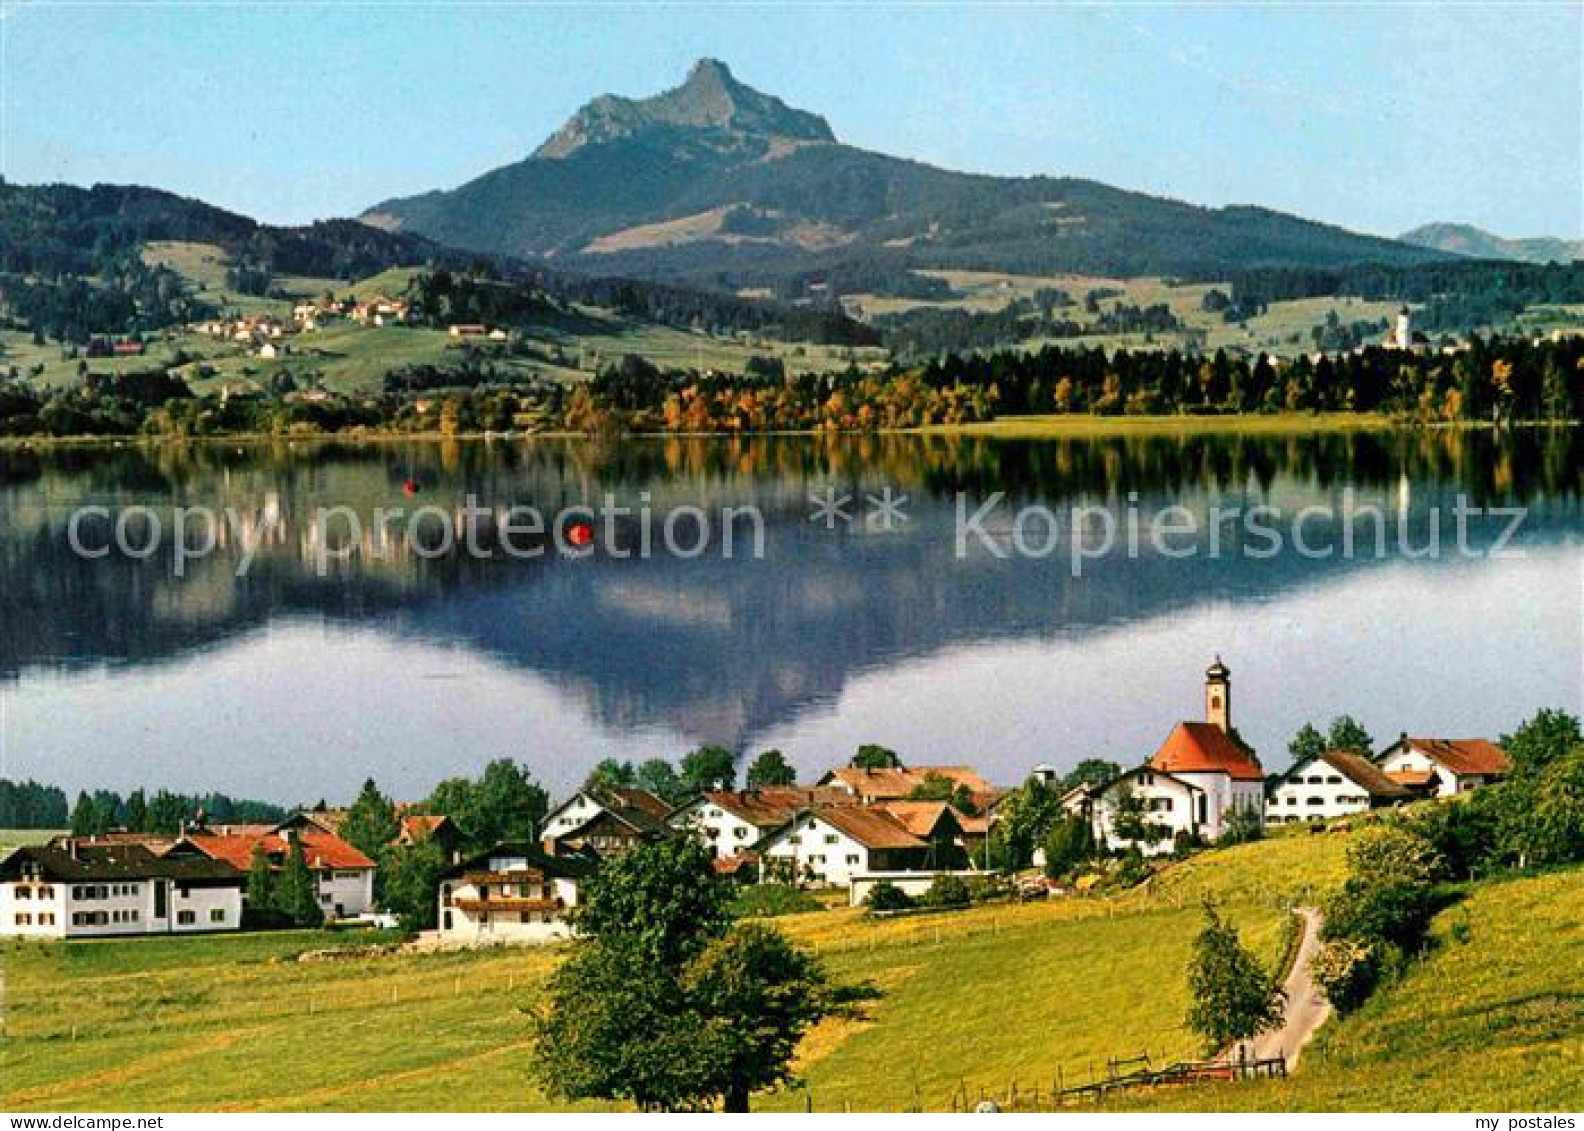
(245, 842, 276, 918)
(850, 744, 902, 770)
(679, 746, 737, 794)
(278, 836, 324, 928)
(341, 778, 400, 861)
(1185, 901, 1284, 1054)
(533, 837, 826, 1111)
(745, 749, 797, 789)
(684, 923, 829, 1112)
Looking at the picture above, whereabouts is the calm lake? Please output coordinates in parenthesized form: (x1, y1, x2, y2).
(1, 427, 1579, 803)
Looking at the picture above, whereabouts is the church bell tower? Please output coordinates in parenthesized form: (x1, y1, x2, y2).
(1205, 656, 1231, 732)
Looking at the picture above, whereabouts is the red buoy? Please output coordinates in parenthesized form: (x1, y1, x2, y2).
(566, 521, 594, 548)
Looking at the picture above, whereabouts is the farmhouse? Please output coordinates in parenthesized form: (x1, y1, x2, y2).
(184, 817, 376, 920)
(0, 840, 244, 939)
(1374, 735, 1512, 798)
(437, 841, 594, 946)
(540, 787, 674, 857)
(758, 803, 971, 888)
(1088, 659, 1265, 854)
(1266, 749, 1411, 823)
(818, 764, 993, 805)
(667, 787, 851, 859)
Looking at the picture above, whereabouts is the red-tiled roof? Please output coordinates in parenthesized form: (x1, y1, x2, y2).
(1401, 738, 1512, 777)
(601, 788, 675, 822)
(821, 765, 992, 800)
(712, 851, 759, 876)
(185, 829, 374, 872)
(1149, 722, 1265, 781)
(809, 806, 924, 850)
(1386, 768, 1439, 788)
(399, 814, 455, 841)
(700, 788, 851, 828)
(870, 800, 962, 839)
(1317, 751, 1411, 798)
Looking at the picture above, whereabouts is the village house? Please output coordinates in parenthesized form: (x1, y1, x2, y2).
(448, 324, 489, 339)
(666, 787, 852, 860)
(0, 839, 245, 939)
(1265, 749, 1411, 823)
(757, 802, 972, 889)
(183, 815, 376, 920)
(1373, 735, 1512, 798)
(818, 764, 994, 806)
(540, 787, 675, 857)
(436, 841, 594, 946)
(1088, 659, 1266, 855)
(352, 297, 409, 326)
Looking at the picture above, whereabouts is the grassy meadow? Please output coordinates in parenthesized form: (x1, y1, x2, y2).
(0, 830, 60, 856)
(2, 832, 1351, 1112)
(1120, 866, 1584, 1112)
(5, 831, 1575, 1111)
(846, 269, 1414, 359)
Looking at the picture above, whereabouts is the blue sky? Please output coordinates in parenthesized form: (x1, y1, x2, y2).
(2, 2, 1578, 238)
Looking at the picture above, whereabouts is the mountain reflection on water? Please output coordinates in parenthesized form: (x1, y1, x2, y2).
(1, 428, 1578, 799)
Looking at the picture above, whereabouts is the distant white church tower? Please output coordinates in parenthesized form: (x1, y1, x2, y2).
(1205, 657, 1231, 732)
(1391, 305, 1412, 349)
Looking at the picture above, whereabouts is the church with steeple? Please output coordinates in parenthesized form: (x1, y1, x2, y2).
(1084, 658, 1267, 855)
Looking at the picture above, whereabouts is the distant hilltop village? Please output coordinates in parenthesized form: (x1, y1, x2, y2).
(0, 658, 1513, 944)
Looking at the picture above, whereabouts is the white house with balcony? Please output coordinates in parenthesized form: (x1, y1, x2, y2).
(436, 842, 595, 946)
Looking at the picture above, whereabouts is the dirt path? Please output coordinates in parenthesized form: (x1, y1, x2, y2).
(1248, 907, 1331, 1071)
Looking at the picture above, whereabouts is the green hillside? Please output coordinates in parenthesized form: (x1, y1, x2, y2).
(2, 829, 1575, 1112)
(0, 832, 1343, 1112)
(1122, 866, 1584, 1111)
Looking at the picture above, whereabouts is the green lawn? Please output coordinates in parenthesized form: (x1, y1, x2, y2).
(1119, 865, 1584, 1112)
(0, 829, 61, 855)
(0, 833, 1347, 1112)
(6, 834, 1572, 1111)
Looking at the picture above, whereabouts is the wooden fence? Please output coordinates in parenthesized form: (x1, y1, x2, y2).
(943, 1046, 1288, 1112)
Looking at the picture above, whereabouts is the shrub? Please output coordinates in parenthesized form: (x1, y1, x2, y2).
(1041, 815, 1096, 879)
(1344, 825, 1443, 887)
(1413, 792, 1501, 880)
(1323, 876, 1439, 953)
(729, 884, 821, 918)
(966, 874, 1012, 903)
(863, 881, 914, 913)
(1310, 937, 1382, 1013)
(1219, 804, 1264, 846)
(918, 873, 972, 909)
(1114, 845, 1150, 887)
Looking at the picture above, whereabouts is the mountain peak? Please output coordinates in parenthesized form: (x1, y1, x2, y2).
(533, 59, 835, 160)
(683, 57, 736, 89)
